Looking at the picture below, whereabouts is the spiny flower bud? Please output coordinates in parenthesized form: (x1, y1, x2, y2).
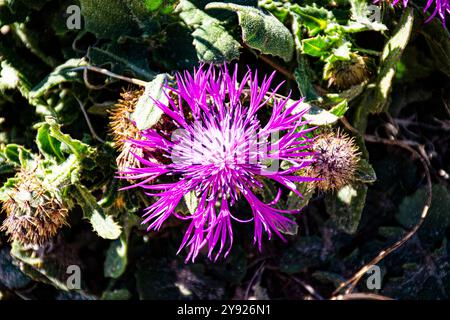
(109, 89, 145, 173)
(306, 130, 361, 191)
(1, 167, 69, 246)
(323, 54, 370, 90)
(109, 89, 177, 174)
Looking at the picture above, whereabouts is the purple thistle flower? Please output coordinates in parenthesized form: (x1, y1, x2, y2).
(374, 0, 449, 27)
(423, 0, 449, 25)
(120, 64, 316, 262)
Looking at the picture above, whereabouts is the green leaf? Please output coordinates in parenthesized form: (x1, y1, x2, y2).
(325, 184, 368, 234)
(206, 2, 294, 61)
(301, 35, 331, 58)
(303, 104, 339, 125)
(291, 12, 318, 101)
(10, 241, 84, 292)
(397, 184, 450, 246)
(294, 58, 318, 101)
(373, 8, 414, 113)
(29, 59, 85, 102)
(192, 24, 242, 63)
(79, 0, 159, 40)
(0, 60, 32, 99)
(286, 182, 314, 210)
(75, 184, 122, 240)
(104, 235, 128, 278)
(329, 99, 349, 117)
(45, 117, 92, 159)
(87, 42, 155, 81)
(130, 74, 167, 130)
(177, 0, 241, 64)
(354, 159, 377, 183)
(36, 123, 64, 162)
(2, 143, 35, 168)
(290, 4, 333, 36)
(346, 0, 387, 33)
(101, 289, 132, 300)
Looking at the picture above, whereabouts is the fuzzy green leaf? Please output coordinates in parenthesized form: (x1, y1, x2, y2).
(177, 0, 241, 64)
(130, 74, 168, 130)
(206, 2, 294, 61)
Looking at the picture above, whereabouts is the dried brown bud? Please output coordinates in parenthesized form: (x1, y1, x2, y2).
(109, 89, 145, 172)
(324, 54, 370, 90)
(1, 168, 68, 246)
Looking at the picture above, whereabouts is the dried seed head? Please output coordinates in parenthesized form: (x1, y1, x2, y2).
(1, 168, 69, 246)
(109, 88, 176, 174)
(324, 54, 370, 90)
(307, 130, 360, 191)
(109, 89, 143, 151)
(109, 89, 145, 172)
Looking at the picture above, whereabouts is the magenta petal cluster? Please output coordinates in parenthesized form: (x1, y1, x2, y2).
(424, 0, 449, 24)
(121, 64, 316, 262)
(374, 0, 449, 26)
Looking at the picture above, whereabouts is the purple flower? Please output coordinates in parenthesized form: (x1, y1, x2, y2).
(120, 64, 316, 262)
(374, 0, 449, 26)
(424, 0, 449, 25)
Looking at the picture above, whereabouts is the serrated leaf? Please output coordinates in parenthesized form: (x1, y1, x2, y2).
(75, 184, 122, 240)
(130, 73, 167, 130)
(290, 4, 333, 36)
(206, 2, 294, 61)
(45, 117, 92, 159)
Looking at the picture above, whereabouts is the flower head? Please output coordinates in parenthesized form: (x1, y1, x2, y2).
(1, 166, 69, 246)
(120, 64, 316, 262)
(324, 54, 370, 90)
(306, 130, 360, 192)
(109, 89, 175, 175)
(109, 89, 145, 172)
